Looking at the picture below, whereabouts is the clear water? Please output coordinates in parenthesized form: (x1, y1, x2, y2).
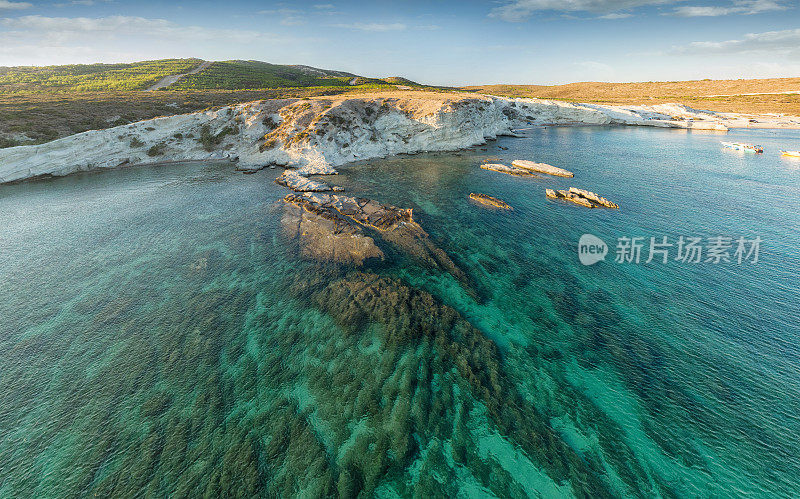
(1, 126, 799, 497)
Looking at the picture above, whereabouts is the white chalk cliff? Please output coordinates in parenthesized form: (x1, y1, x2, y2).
(0, 91, 743, 184)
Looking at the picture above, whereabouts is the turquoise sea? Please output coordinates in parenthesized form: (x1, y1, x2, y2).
(1, 126, 799, 497)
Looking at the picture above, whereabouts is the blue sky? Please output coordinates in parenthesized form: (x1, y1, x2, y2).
(0, 0, 797, 85)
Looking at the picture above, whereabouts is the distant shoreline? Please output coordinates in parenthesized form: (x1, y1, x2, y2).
(3, 91, 799, 185)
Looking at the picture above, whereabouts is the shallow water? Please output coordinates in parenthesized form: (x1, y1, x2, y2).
(1, 127, 799, 497)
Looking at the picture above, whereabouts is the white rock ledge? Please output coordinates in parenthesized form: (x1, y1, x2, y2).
(0, 91, 747, 185)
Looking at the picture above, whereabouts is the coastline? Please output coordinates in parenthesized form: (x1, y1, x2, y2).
(2, 90, 798, 185)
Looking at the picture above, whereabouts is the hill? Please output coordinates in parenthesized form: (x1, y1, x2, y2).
(0, 58, 443, 147)
(463, 78, 800, 115)
(0, 58, 428, 93)
(0, 59, 206, 93)
(164, 60, 357, 90)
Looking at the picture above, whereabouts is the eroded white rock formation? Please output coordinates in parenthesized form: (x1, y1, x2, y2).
(0, 91, 745, 184)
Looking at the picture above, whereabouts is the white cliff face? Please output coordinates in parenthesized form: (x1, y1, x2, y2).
(0, 91, 750, 184)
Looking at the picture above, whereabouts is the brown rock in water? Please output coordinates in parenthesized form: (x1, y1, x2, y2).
(480, 163, 536, 177)
(568, 187, 618, 208)
(282, 193, 472, 293)
(512, 160, 574, 178)
(275, 170, 343, 192)
(282, 195, 383, 265)
(469, 193, 513, 210)
(546, 188, 619, 209)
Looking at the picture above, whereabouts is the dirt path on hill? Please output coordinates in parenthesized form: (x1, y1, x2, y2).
(146, 61, 212, 91)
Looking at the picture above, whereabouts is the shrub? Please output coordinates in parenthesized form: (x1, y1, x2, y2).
(259, 137, 277, 152)
(0, 137, 21, 148)
(198, 124, 238, 151)
(147, 143, 166, 156)
(130, 137, 145, 148)
(263, 115, 278, 130)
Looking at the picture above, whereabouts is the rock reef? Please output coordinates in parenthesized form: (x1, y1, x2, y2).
(512, 159, 574, 178)
(469, 193, 513, 210)
(281, 192, 470, 290)
(293, 271, 614, 497)
(546, 187, 619, 209)
(275, 170, 344, 192)
(480, 163, 537, 177)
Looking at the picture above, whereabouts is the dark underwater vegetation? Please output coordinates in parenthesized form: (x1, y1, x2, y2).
(2, 126, 800, 497)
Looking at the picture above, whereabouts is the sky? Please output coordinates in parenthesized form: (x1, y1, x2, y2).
(0, 0, 798, 85)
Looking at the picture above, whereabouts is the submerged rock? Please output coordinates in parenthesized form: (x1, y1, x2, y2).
(469, 193, 513, 210)
(480, 163, 536, 177)
(302, 272, 615, 497)
(275, 170, 344, 192)
(282, 192, 473, 293)
(546, 187, 619, 209)
(297, 162, 339, 176)
(282, 194, 383, 265)
(512, 160, 573, 177)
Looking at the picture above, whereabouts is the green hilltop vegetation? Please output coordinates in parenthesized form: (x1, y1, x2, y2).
(166, 60, 355, 90)
(0, 58, 438, 148)
(0, 58, 429, 93)
(0, 59, 205, 93)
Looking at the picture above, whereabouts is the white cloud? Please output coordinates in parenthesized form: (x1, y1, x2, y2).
(0, 0, 32, 10)
(280, 16, 305, 26)
(673, 28, 800, 56)
(0, 15, 279, 45)
(330, 22, 440, 32)
(313, 3, 335, 9)
(332, 22, 407, 32)
(489, 0, 675, 20)
(598, 12, 634, 18)
(672, 5, 735, 15)
(258, 7, 309, 26)
(671, 0, 785, 16)
(257, 8, 301, 16)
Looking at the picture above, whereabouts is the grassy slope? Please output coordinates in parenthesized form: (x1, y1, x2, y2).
(0, 59, 418, 94)
(0, 59, 437, 147)
(463, 78, 800, 115)
(0, 87, 376, 147)
(164, 60, 356, 90)
(0, 59, 205, 93)
(7, 59, 797, 148)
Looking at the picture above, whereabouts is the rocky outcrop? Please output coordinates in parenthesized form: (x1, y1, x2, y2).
(282, 194, 383, 265)
(469, 193, 513, 210)
(275, 170, 344, 192)
(512, 160, 573, 177)
(546, 188, 619, 209)
(0, 90, 738, 185)
(480, 163, 537, 177)
(281, 192, 470, 290)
